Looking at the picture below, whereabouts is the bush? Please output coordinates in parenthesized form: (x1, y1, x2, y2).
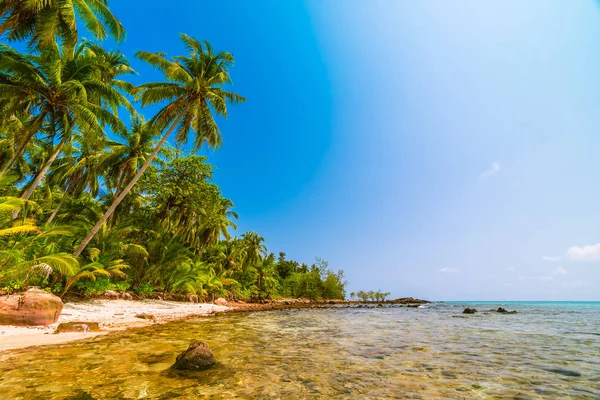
(134, 282, 154, 297)
(74, 277, 130, 296)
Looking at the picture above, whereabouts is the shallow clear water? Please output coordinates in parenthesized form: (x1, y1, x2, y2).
(1, 302, 599, 399)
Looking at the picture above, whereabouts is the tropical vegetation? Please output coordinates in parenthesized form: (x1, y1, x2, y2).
(350, 290, 391, 302)
(0, 1, 347, 301)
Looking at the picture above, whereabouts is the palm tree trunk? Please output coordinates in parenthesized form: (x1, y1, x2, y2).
(1, 116, 44, 176)
(73, 113, 185, 258)
(46, 188, 71, 224)
(12, 138, 67, 220)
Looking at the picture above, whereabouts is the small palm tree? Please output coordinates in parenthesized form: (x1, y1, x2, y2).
(102, 116, 161, 197)
(241, 232, 267, 268)
(73, 34, 245, 257)
(45, 134, 105, 223)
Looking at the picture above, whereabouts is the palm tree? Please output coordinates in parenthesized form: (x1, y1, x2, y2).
(101, 115, 160, 197)
(0, 43, 129, 209)
(197, 198, 238, 247)
(45, 133, 105, 223)
(254, 253, 277, 299)
(73, 34, 245, 258)
(241, 231, 266, 268)
(0, 193, 79, 286)
(0, 0, 125, 57)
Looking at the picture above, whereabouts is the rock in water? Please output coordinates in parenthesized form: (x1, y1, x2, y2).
(214, 298, 228, 306)
(135, 313, 156, 320)
(494, 307, 517, 314)
(172, 341, 217, 371)
(0, 288, 63, 326)
(54, 322, 101, 333)
(463, 308, 477, 314)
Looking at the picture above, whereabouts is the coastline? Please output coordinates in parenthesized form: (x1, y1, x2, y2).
(0, 299, 228, 353)
(0, 297, 429, 353)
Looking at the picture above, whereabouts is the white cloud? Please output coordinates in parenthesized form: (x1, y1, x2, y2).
(480, 162, 500, 179)
(542, 256, 561, 262)
(439, 267, 459, 273)
(565, 243, 600, 261)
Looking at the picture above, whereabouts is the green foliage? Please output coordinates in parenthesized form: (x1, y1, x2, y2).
(0, 1, 347, 302)
(354, 290, 391, 302)
(134, 283, 154, 297)
(74, 276, 130, 296)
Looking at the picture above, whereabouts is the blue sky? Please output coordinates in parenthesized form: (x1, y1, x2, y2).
(105, 1, 600, 300)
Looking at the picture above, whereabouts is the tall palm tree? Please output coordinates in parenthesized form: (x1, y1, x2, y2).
(0, 44, 129, 207)
(0, 0, 125, 57)
(73, 34, 245, 258)
(45, 133, 105, 223)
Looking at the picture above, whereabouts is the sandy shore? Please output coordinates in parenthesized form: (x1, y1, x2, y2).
(0, 299, 228, 353)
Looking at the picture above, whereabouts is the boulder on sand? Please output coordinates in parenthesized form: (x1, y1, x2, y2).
(172, 341, 217, 371)
(214, 298, 227, 306)
(0, 288, 63, 326)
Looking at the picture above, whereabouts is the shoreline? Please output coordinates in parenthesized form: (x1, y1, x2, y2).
(0, 297, 429, 353)
(0, 299, 228, 353)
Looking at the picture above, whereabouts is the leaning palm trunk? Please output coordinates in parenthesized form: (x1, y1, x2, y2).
(0, 130, 37, 176)
(73, 113, 186, 258)
(12, 137, 67, 220)
(46, 186, 72, 224)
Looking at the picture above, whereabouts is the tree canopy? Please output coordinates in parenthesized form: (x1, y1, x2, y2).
(0, 1, 347, 301)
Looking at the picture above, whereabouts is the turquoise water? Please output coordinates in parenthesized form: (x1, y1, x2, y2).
(1, 302, 599, 399)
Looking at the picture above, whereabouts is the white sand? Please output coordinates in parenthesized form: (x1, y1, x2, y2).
(0, 299, 228, 352)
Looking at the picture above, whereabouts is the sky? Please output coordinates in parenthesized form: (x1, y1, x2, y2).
(104, 0, 600, 301)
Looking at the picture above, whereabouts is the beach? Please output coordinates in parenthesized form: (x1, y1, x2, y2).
(0, 299, 228, 352)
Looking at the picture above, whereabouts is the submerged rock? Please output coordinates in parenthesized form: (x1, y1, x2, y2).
(0, 288, 63, 326)
(54, 322, 101, 333)
(172, 341, 217, 371)
(463, 308, 477, 314)
(135, 313, 156, 320)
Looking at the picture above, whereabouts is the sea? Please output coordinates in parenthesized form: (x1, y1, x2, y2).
(0, 301, 599, 399)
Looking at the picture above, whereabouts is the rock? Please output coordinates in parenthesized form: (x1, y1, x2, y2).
(0, 288, 63, 326)
(104, 290, 120, 299)
(122, 292, 133, 300)
(388, 297, 430, 304)
(135, 313, 156, 320)
(407, 304, 420, 308)
(187, 294, 198, 303)
(377, 303, 384, 308)
(172, 341, 217, 371)
(54, 322, 100, 333)
(493, 307, 517, 314)
(463, 308, 477, 314)
(214, 298, 227, 306)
